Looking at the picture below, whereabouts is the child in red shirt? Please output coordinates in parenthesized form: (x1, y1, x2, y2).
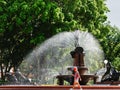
(73, 67, 82, 89)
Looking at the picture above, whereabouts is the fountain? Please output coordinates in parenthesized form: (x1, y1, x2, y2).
(1, 30, 120, 90)
(19, 30, 104, 85)
(56, 47, 98, 85)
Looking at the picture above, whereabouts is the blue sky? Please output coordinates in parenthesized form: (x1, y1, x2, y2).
(106, 0, 120, 28)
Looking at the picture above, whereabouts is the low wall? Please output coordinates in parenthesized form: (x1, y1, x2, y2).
(0, 85, 120, 90)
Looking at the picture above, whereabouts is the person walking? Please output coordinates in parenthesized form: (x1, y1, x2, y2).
(73, 67, 82, 89)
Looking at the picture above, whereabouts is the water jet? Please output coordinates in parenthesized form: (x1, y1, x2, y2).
(19, 30, 104, 85)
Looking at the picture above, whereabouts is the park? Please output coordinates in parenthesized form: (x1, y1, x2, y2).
(0, 0, 120, 90)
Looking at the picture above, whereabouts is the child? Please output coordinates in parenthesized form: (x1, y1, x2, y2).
(73, 67, 82, 89)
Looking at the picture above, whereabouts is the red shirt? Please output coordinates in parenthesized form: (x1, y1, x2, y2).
(74, 71, 80, 82)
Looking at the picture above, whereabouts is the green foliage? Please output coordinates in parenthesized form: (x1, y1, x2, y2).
(51, 0, 109, 32)
(112, 57, 120, 71)
(99, 25, 120, 62)
(96, 23, 120, 70)
(0, 0, 61, 80)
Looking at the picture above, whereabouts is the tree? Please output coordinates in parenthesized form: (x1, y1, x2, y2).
(0, 0, 64, 80)
(99, 24, 120, 70)
(51, 0, 109, 32)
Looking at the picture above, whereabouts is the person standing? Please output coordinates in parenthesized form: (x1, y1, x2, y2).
(73, 67, 82, 89)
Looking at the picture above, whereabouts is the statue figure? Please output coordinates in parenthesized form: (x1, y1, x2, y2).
(5, 68, 31, 84)
(101, 60, 119, 82)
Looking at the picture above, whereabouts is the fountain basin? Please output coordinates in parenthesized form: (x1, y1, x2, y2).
(96, 81, 120, 85)
(56, 74, 98, 85)
(67, 66, 88, 75)
(0, 85, 120, 90)
(80, 75, 98, 85)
